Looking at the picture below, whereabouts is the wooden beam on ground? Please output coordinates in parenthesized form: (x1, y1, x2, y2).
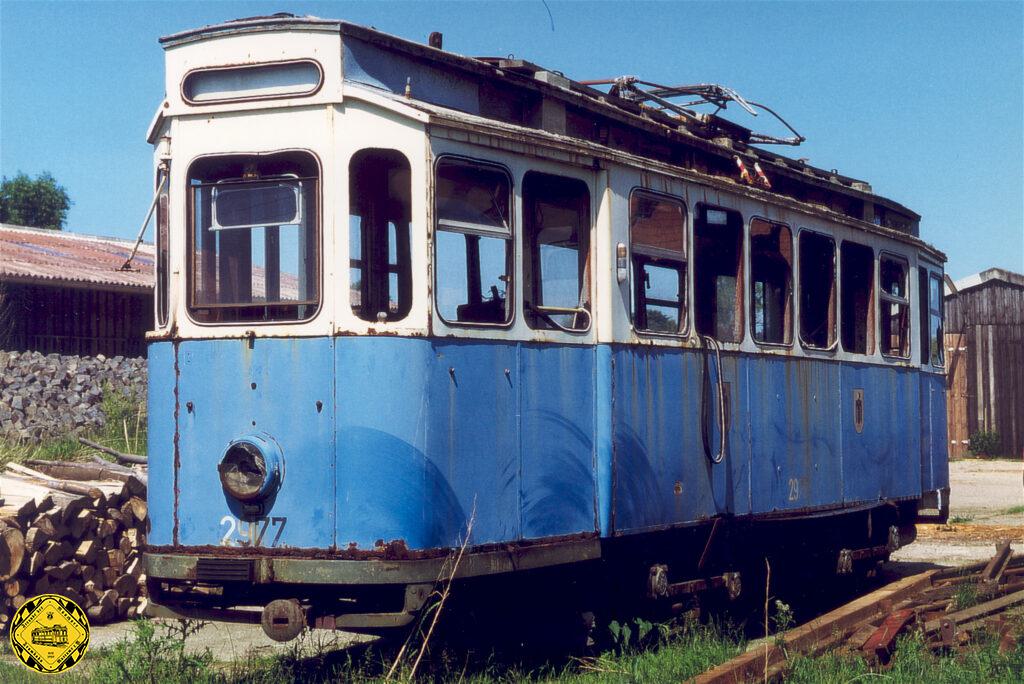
(694, 569, 938, 684)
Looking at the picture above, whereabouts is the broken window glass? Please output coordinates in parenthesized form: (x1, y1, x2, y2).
(840, 241, 874, 354)
(750, 219, 792, 345)
(523, 172, 591, 331)
(799, 231, 837, 349)
(879, 254, 910, 357)
(694, 205, 744, 342)
(434, 159, 512, 325)
(188, 152, 319, 323)
(630, 192, 686, 334)
(349, 149, 412, 323)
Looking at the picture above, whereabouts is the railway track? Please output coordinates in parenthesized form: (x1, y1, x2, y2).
(695, 541, 1024, 683)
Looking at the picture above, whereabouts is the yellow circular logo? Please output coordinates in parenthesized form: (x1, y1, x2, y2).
(9, 594, 90, 674)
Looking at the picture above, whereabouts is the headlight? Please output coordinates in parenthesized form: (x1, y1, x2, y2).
(218, 434, 282, 501)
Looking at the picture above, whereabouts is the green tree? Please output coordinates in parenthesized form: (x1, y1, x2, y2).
(0, 172, 72, 230)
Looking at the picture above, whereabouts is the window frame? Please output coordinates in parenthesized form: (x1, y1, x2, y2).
(748, 216, 794, 349)
(796, 227, 839, 353)
(432, 155, 516, 329)
(929, 271, 945, 368)
(348, 148, 414, 324)
(184, 150, 323, 327)
(628, 188, 689, 338)
(155, 165, 170, 328)
(693, 202, 746, 344)
(521, 171, 593, 334)
(181, 59, 325, 106)
(878, 251, 912, 359)
(839, 239, 876, 356)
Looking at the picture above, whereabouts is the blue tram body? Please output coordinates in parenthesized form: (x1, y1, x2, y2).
(143, 15, 949, 638)
(148, 339, 947, 550)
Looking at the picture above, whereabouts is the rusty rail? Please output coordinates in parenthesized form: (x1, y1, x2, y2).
(694, 543, 1024, 683)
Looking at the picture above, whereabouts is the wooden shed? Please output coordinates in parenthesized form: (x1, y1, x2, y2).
(0, 224, 154, 357)
(944, 268, 1024, 459)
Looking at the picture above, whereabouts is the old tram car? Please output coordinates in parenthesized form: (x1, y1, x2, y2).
(144, 15, 950, 640)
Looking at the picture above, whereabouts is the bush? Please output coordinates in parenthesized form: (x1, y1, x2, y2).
(969, 430, 1002, 457)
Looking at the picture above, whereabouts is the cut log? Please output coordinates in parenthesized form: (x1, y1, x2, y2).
(5, 463, 103, 500)
(106, 549, 125, 572)
(87, 602, 115, 625)
(45, 562, 76, 582)
(70, 509, 95, 538)
(124, 497, 147, 524)
(78, 438, 147, 465)
(102, 567, 119, 586)
(97, 518, 119, 539)
(42, 540, 73, 565)
(0, 523, 26, 581)
(75, 540, 98, 565)
(27, 550, 45, 577)
(25, 527, 51, 553)
(24, 460, 138, 485)
(4, 577, 28, 598)
(113, 573, 136, 597)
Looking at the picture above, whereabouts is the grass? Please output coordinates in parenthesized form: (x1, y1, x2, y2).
(2, 615, 1022, 683)
(1001, 505, 1024, 516)
(950, 515, 975, 524)
(0, 384, 146, 467)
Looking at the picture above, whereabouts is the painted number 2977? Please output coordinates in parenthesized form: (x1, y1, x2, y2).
(219, 515, 287, 547)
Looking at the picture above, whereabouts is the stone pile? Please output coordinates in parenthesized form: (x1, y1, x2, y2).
(0, 351, 146, 442)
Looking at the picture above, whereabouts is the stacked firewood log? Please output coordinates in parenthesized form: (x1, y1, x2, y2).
(0, 452, 148, 631)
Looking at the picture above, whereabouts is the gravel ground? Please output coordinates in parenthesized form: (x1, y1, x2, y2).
(890, 458, 1024, 567)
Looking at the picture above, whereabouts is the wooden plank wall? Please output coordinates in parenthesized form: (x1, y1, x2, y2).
(0, 282, 153, 358)
(945, 280, 1024, 458)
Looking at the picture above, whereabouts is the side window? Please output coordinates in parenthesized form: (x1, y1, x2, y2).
(798, 231, 837, 350)
(749, 218, 792, 345)
(879, 254, 910, 357)
(840, 241, 874, 354)
(694, 204, 744, 342)
(523, 172, 591, 331)
(434, 159, 512, 325)
(188, 152, 319, 324)
(349, 149, 412, 323)
(630, 192, 686, 334)
(156, 166, 170, 327)
(929, 273, 944, 367)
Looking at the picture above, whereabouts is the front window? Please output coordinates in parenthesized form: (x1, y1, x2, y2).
(188, 152, 319, 323)
(879, 254, 910, 357)
(434, 159, 512, 325)
(630, 191, 687, 334)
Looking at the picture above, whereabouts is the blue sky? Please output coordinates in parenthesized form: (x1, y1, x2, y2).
(1, 1, 1021, 280)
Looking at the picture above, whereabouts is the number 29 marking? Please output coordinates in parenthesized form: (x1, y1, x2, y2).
(219, 515, 287, 547)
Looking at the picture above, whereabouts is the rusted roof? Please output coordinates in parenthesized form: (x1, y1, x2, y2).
(0, 223, 154, 292)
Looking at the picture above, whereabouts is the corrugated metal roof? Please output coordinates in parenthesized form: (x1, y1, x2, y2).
(0, 223, 154, 291)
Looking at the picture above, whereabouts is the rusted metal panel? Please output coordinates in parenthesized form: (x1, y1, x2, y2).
(0, 223, 154, 291)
